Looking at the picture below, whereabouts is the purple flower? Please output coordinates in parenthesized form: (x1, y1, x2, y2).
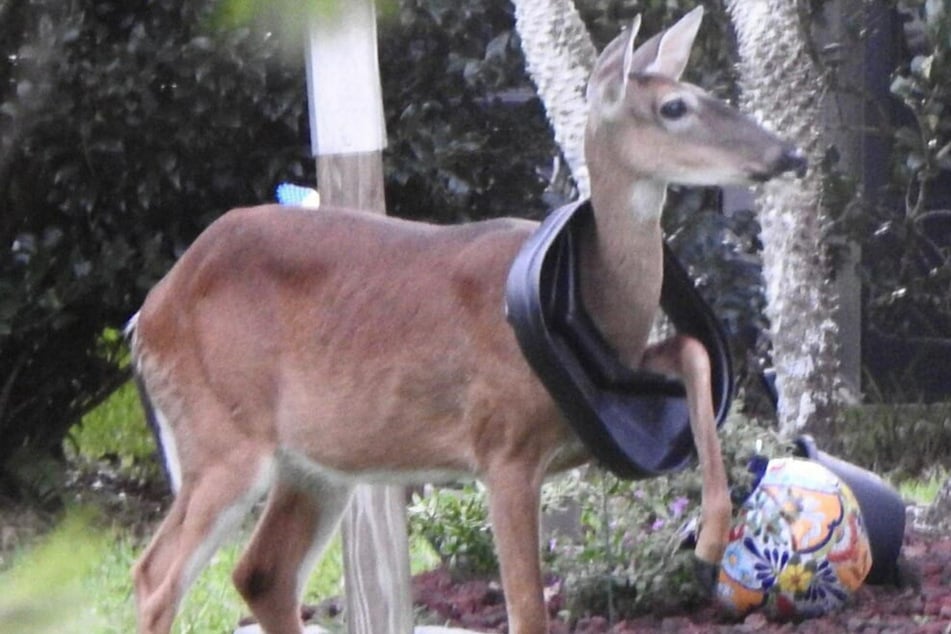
(669, 496, 690, 518)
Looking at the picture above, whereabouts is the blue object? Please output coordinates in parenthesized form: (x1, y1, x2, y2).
(276, 183, 320, 208)
(504, 199, 734, 479)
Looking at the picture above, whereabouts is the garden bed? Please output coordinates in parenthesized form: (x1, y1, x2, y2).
(411, 524, 951, 633)
(2, 459, 948, 633)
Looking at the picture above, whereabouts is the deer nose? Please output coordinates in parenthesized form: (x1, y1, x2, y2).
(775, 147, 808, 178)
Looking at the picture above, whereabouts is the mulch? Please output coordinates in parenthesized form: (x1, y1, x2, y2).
(412, 526, 951, 633)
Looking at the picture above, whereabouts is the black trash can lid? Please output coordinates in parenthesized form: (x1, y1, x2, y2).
(504, 199, 734, 479)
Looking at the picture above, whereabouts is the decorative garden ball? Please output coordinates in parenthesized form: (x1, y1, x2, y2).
(716, 457, 873, 620)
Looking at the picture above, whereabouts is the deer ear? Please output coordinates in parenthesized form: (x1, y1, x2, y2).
(620, 14, 642, 86)
(644, 6, 703, 80)
(586, 15, 642, 104)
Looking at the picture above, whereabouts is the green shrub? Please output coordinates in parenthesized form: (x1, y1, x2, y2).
(408, 483, 498, 579)
(0, 0, 313, 487)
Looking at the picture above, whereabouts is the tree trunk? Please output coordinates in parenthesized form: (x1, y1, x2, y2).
(726, 0, 848, 436)
(510, 0, 596, 197)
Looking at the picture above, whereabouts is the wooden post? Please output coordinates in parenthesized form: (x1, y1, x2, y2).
(306, 3, 414, 633)
(315, 153, 386, 212)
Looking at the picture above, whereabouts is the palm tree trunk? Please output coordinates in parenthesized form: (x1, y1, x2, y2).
(510, 0, 596, 197)
(726, 0, 847, 435)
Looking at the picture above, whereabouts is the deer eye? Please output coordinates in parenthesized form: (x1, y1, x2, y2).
(659, 98, 688, 120)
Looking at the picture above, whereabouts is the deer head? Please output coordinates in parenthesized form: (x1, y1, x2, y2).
(586, 7, 805, 187)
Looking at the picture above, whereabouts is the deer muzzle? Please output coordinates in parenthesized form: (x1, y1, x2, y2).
(775, 146, 808, 178)
(754, 145, 808, 181)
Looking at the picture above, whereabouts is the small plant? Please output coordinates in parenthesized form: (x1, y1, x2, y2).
(545, 408, 788, 621)
(408, 483, 498, 578)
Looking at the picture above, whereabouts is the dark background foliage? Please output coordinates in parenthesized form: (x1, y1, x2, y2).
(379, 0, 556, 223)
(857, 0, 951, 399)
(0, 0, 313, 490)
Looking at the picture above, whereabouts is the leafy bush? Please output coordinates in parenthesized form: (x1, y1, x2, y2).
(379, 0, 556, 223)
(409, 483, 498, 578)
(0, 0, 313, 493)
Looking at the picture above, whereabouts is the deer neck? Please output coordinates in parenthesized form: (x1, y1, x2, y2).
(579, 174, 667, 367)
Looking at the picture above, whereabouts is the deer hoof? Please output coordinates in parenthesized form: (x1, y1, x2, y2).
(692, 556, 719, 597)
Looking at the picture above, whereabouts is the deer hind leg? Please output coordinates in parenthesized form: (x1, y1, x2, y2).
(642, 334, 731, 588)
(485, 460, 548, 634)
(133, 446, 275, 634)
(232, 473, 353, 634)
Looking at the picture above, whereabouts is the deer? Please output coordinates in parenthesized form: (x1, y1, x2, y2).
(127, 7, 806, 634)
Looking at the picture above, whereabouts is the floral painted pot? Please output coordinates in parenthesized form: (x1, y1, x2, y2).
(716, 457, 873, 620)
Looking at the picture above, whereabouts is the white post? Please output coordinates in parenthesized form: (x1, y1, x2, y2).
(306, 3, 414, 633)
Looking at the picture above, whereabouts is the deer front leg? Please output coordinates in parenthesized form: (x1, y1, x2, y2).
(642, 334, 731, 591)
(485, 461, 548, 634)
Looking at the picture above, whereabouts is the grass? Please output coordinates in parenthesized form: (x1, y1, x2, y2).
(897, 467, 948, 505)
(85, 530, 436, 633)
(69, 380, 154, 470)
(1, 508, 439, 634)
(85, 532, 274, 634)
(0, 511, 107, 634)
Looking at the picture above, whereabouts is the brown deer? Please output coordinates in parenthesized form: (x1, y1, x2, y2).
(128, 8, 806, 634)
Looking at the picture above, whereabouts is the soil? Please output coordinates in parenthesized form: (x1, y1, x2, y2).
(411, 525, 951, 633)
